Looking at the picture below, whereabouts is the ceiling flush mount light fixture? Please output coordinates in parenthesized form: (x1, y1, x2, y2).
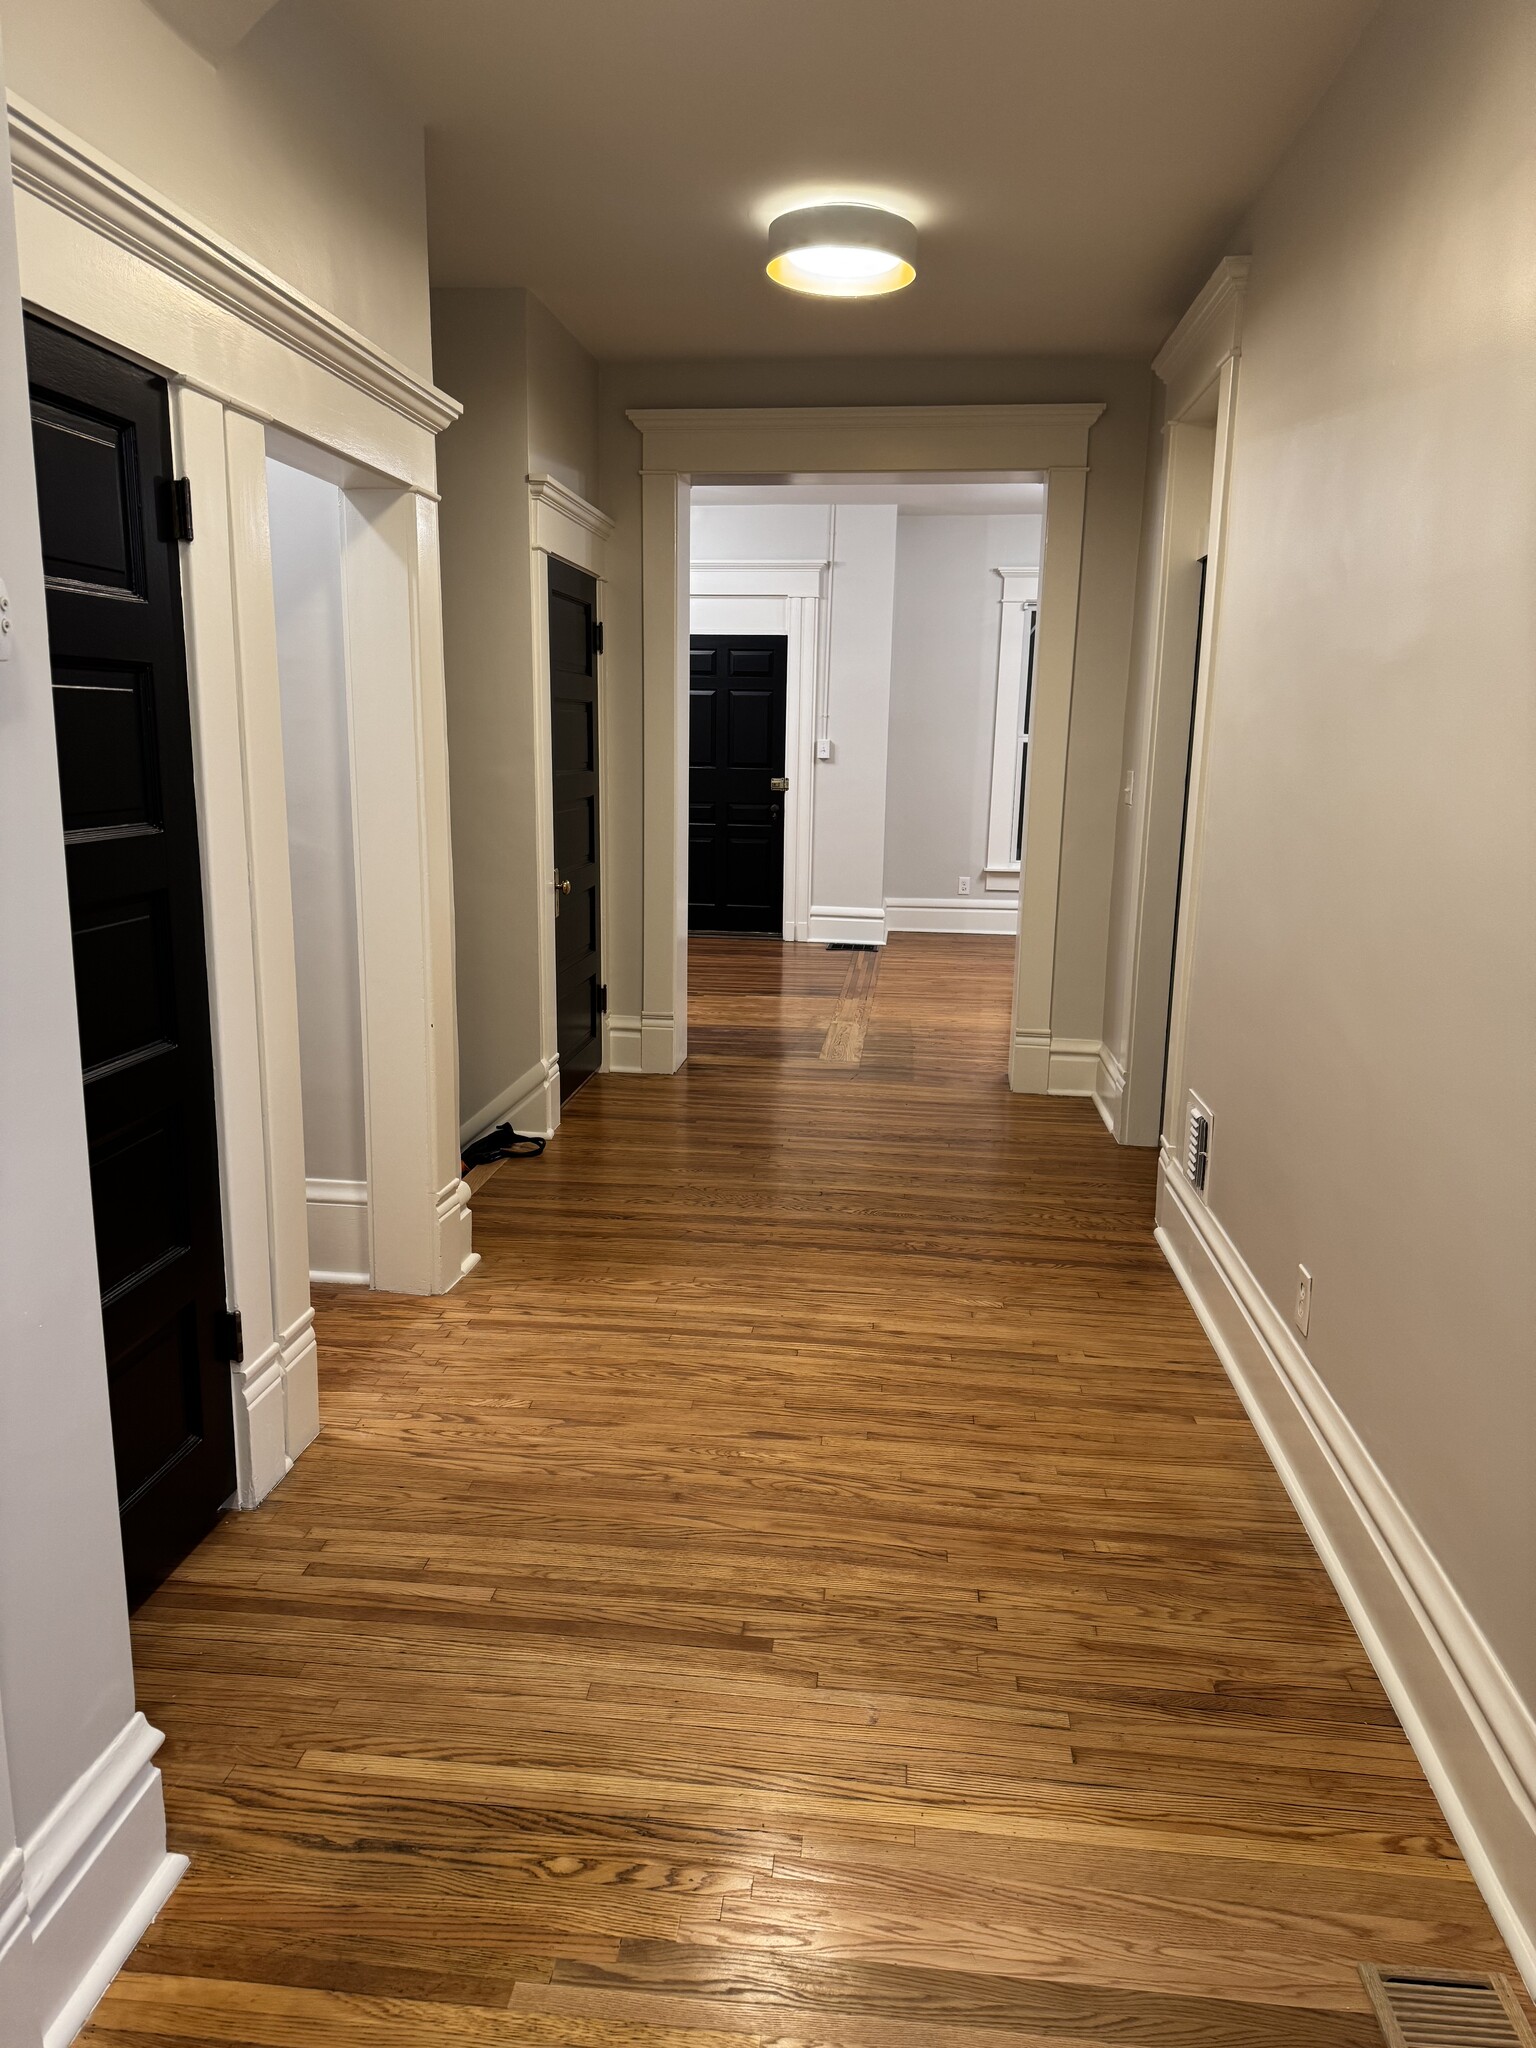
(766, 204, 917, 298)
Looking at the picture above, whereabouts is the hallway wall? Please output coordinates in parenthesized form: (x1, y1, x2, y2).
(599, 355, 1153, 1047)
(432, 287, 599, 1139)
(1128, 0, 1536, 1972)
(0, 0, 432, 375)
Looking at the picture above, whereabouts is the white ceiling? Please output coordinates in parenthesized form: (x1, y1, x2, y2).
(694, 479, 1047, 514)
(317, 0, 1376, 362)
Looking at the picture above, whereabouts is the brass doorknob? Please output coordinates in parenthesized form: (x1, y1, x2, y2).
(557, 877, 571, 895)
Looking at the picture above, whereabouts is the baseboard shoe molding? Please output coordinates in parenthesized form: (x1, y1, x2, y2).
(21, 1712, 186, 2045)
(1094, 1042, 1126, 1136)
(1156, 1161, 1536, 1994)
(304, 1178, 369, 1289)
(808, 905, 887, 947)
(1047, 1035, 1101, 1096)
(605, 1014, 643, 1075)
(884, 895, 1019, 936)
(460, 1056, 558, 1147)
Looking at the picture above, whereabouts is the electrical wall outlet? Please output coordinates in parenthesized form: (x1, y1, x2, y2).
(816, 737, 833, 761)
(1294, 1265, 1312, 1337)
(957, 875, 971, 896)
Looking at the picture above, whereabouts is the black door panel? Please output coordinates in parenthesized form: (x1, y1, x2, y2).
(27, 314, 235, 1608)
(688, 634, 788, 935)
(548, 558, 603, 1100)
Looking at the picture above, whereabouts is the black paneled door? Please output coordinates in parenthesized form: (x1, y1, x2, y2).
(688, 634, 788, 935)
(548, 556, 603, 1099)
(27, 314, 235, 1607)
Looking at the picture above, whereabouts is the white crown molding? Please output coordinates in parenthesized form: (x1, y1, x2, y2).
(527, 473, 614, 540)
(6, 93, 462, 436)
(994, 564, 1040, 603)
(1153, 256, 1251, 417)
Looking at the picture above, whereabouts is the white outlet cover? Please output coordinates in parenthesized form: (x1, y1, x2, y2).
(1294, 1265, 1312, 1337)
(957, 876, 971, 895)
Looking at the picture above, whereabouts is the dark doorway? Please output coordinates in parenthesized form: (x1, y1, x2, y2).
(27, 313, 236, 1608)
(548, 556, 603, 1100)
(688, 633, 788, 935)
(1160, 553, 1209, 1132)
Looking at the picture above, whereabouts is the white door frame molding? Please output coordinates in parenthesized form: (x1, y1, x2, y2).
(1119, 258, 1250, 1152)
(982, 564, 1039, 897)
(526, 474, 614, 1114)
(628, 404, 1102, 1083)
(10, 95, 470, 1506)
(689, 559, 827, 943)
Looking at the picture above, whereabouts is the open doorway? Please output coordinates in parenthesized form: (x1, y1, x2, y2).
(685, 477, 1043, 1076)
(267, 458, 369, 1287)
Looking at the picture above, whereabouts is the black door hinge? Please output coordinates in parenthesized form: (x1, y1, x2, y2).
(213, 1308, 243, 1365)
(597, 983, 608, 1016)
(159, 477, 194, 543)
(591, 619, 604, 657)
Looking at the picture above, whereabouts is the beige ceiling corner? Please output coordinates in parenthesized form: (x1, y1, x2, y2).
(145, 0, 280, 61)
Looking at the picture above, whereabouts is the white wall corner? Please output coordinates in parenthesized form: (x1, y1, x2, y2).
(884, 896, 1019, 937)
(808, 906, 888, 947)
(461, 1057, 559, 1147)
(232, 1343, 287, 1507)
(604, 1015, 644, 1076)
(1009, 1028, 1052, 1094)
(21, 1715, 186, 2048)
(1093, 1043, 1126, 1136)
(1155, 1161, 1536, 1996)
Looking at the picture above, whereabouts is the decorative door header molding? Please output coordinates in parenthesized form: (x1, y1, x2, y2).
(7, 93, 462, 436)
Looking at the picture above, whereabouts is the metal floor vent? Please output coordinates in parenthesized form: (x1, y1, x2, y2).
(826, 942, 876, 952)
(1361, 1966, 1536, 2048)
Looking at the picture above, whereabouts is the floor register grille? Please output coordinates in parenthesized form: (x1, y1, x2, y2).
(1362, 1967, 1536, 2048)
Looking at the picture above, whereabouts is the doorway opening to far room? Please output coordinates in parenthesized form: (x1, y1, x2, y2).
(686, 475, 1042, 1079)
(267, 456, 369, 1290)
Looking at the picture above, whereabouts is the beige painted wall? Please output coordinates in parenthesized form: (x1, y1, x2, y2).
(596, 355, 1152, 1036)
(432, 287, 598, 1134)
(0, 0, 432, 372)
(1166, 0, 1535, 1699)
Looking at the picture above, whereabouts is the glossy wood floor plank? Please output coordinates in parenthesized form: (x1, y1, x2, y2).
(85, 935, 1520, 2045)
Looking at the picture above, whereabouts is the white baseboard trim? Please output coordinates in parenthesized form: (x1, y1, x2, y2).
(1047, 1035, 1101, 1096)
(1094, 1042, 1126, 1135)
(1156, 1159, 1536, 1995)
(304, 1178, 369, 1287)
(1009, 1027, 1050, 1093)
(460, 1055, 559, 1146)
(433, 1175, 478, 1290)
(278, 1306, 320, 1463)
(808, 905, 887, 947)
(21, 1714, 187, 2046)
(884, 895, 1019, 936)
(641, 1012, 682, 1074)
(605, 1014, 643, 1075)
(41, 1849, 185, 2048)
(233, 1339, 286, 1508)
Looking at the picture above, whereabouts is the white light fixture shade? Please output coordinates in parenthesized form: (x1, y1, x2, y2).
(766, 204, 917, 298)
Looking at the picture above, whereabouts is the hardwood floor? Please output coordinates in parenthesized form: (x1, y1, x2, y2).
(85, 933, 1522, 2046)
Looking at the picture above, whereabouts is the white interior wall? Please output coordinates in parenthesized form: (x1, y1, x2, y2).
(0, 24, 180, 2039)
(1127, 0, 1536, 1981)
(885, 511, 1041, 927)
(267, 458, 369, 1286)
(0, 0, 433, 375)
